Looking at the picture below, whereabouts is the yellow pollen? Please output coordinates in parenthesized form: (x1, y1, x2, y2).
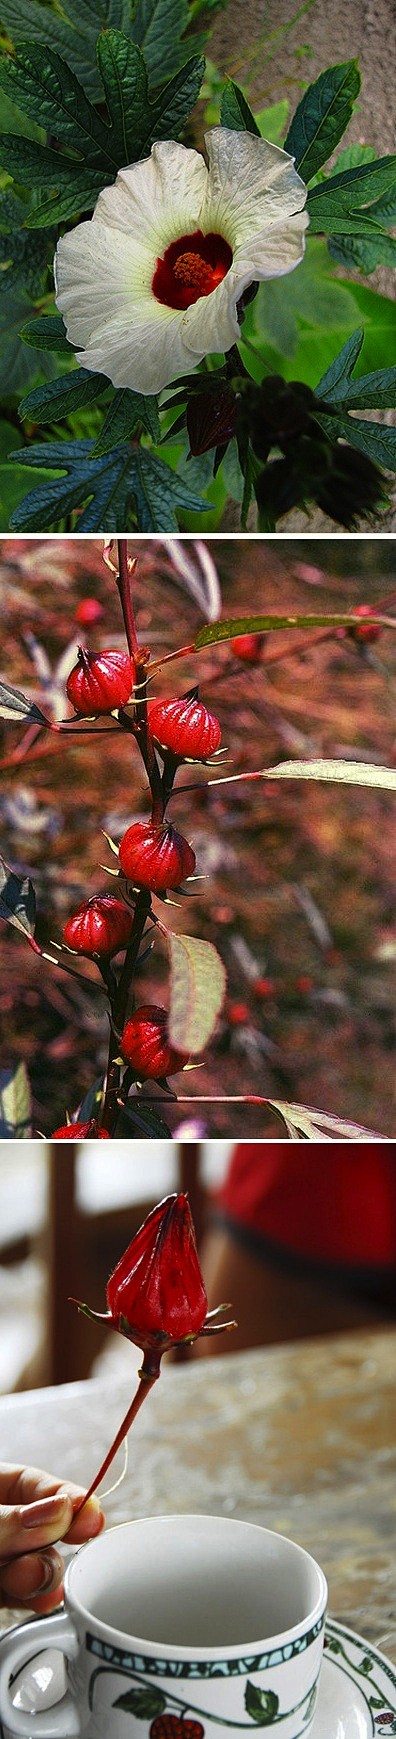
(173, 251, 213, 291)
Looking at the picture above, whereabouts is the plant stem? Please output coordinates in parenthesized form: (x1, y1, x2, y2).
(99, 890, 152, 1135)
(116, 537, 139, 658)
(74, 1358, 160, 1517)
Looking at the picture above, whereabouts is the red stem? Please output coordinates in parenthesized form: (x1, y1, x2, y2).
(116, 538, 139, 658)
(75, 1363, 160, 1518)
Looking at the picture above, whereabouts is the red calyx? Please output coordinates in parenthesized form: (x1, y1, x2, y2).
(66, 648, 135, 715)
(75, 598, 105, 626)
(63, 895, 134, 959)
(187, 386, 237, 456)
(106, 1193, 208, 1344)
(148, 693, 221, 761)
(231, 633, 265, 665)
(52, 1122, 110, 1139)
(119, 821, 196, 893)
(152, 230, 232, 311)
(351, 604, 381, 644)
(121, 1004, 190, 1081)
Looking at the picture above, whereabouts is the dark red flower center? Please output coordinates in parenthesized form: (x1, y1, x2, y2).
(152, 230, 233, 310)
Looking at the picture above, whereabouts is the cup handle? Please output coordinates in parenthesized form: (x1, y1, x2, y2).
(0, 1609, 80, 1739)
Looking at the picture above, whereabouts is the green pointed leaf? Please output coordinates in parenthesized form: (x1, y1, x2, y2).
(20, 316, 71, 354)
(254, 99, 289, 146)
(328, 231, 396, 273)
(220, 79, 260, 136)
(92, 388, 160, 456)
(9, 439, 208, 531)
(0, 1061, 31, 1138)
(0, 855, 37, 939)
(307, 154, 396, 236)
(245, 1682, 279, 1724)
(285, 61, 360, 183)
(0, 195, 50, 297)
(116, 1101, 172, 1137)
(269, 1099, 390, 1142)
(315, 327, 364, 400)
(131, 0, 206, 85)
(113, 1688, 166, 1718)
(257, 758, 396, 792)
(0, 678, 48, 723)
(332, 367, 396, 411)
(194, 608, 386, 648)
(19, 368, 108, 424)
(167, 932, 226, 1053)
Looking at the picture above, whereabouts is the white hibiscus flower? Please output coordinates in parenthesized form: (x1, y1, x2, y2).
(54, 128, 308, 398)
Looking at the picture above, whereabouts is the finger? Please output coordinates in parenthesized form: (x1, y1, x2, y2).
(65, 1494, 105, 1545)
(0, 1491, 74, 1562)
(0, 1547, 64, 1606)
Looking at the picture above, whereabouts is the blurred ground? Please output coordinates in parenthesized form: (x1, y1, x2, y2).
(0, 534, 395, 1139)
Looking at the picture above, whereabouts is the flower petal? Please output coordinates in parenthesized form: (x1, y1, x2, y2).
(201, 128, 307, 249)
(93, 140, 208, 252)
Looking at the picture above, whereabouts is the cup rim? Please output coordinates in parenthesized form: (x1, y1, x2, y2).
(64, 1514, 328, 1661)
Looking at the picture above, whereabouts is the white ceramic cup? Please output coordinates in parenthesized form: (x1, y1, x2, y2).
(0, 1515, 327, 1739)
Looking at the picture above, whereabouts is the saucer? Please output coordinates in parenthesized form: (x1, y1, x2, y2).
(3, 1620, 396, 1738)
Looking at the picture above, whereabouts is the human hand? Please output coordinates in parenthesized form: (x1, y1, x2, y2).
(0, 1463, 105, 1613)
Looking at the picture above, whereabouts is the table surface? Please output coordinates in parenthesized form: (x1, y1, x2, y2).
(1, 1327, 395, 1664)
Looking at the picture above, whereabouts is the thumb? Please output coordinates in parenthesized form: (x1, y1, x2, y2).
(0, 1491, 74, 1563)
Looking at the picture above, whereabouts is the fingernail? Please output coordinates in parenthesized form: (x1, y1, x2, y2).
(20, 1494, 72, 1530)
(28, 1554, 58, 1597)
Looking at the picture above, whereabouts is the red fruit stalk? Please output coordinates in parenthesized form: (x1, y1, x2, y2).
(119, 821, 196, 893)
(72, 1195, 236, 1513)
(63, 895, 134, 959)
(149, 693, 221, 760)
(121, 1006, 189, 1080)
(66, 648, 135, 716)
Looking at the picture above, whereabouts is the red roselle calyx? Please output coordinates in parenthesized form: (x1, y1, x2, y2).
(121, 1005, 190, 1080)
(72, 1194, 236, 1514)
(66, 648, 135, 715)
(148, 692, 221, 761)
(52, 1122, 110, 1139)
(231, 633, 265, 664)
(119, 821, 196, 893)
(63, 895, 134, 959)
(75, 598, 105, 626)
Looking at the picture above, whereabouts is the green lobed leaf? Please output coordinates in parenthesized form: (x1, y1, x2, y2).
(253, 237, 360, 361)
(195, 609, 387, 648)
(0, 0, 133, 101)
(315, 327, 364, 400)
(307, 154, 396, 236)
(285, 60, 361, 184)
(0, 1061, 31, 1138)
(19, 368, 108, 424)
(167, 932, 226, 1054)
(245, 1683, 279, 1724)
(113, 1689, 166, 1718)
(220, 79, 260, 136)
(328, 232, 396, 273)
(314, 412, 396, 473)
(92, 388, 160, 455)
(0, 191, 50, 297)
(332, 367, 396, 411)
(0, 854, 37, 939)
(0, 34, 205, 227)
(269, 1099, 390, 1142)
(0, 677, 48, 722)
(9, 438, 209, 531)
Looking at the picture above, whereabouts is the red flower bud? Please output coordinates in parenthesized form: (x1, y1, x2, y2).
(187, 385, 237, 456)
(52, 1122, 110, 1139)
(66, 648, 135, 715)
(63, 895, 134, 959)
(119, 821, 196, 893)
(351, 603, 381, 644)
(75, 598, 105, 626)
(231, 633, 265, 665)
(106, 1193, 207, 1344)
(121, 1005, 190, 1080)
(149, 693, 221, 760)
